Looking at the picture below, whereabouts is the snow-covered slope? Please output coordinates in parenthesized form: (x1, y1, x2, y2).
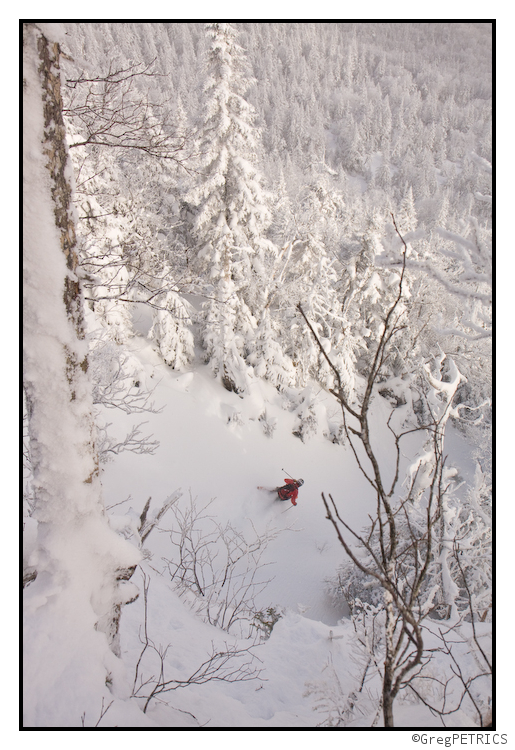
(81, 326, 481, 728)
(102, 324, 405, 622)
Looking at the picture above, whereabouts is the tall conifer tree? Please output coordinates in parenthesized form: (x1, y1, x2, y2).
(187, 22, 272, 392)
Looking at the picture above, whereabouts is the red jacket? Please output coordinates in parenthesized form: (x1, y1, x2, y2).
(278, 478, 299, 505)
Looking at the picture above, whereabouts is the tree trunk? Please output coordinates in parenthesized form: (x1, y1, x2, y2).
(23, 23, 140, 725)
(382, 685, 395, 728)
(23, 22, 102, 527)
(382, 592, 396, 727)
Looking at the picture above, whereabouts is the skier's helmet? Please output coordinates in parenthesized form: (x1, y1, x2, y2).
(297, 478, 304, 486)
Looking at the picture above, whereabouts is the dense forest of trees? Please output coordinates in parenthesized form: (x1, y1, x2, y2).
(58, 22, 491, 397)
(24, 22, 492, 728)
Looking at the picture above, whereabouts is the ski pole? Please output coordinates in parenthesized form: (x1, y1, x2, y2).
(281, 468, 295, 480)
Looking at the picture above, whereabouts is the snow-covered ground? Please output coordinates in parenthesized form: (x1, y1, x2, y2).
(60, 320, 484, 729)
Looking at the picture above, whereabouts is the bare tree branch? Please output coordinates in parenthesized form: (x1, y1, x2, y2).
(301, 216, 466, 726)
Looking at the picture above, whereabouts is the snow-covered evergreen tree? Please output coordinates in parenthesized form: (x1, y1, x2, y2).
(201, 264, 255, 394)
(148, 291, 195, 369)
(271, 178, 353, 390)
(186, 22, 274, 392)
(248, 306, 296, 388)
(398, 185, 418, 234)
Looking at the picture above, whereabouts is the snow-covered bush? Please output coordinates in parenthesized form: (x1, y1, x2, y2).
(89, 336, 161, 463)
(162, 495, 280, 638)
(305, 604, 384, 727)
(291, 387, 318, 442)
(252, 606, 283, 640)
(258, 409, 278, 438)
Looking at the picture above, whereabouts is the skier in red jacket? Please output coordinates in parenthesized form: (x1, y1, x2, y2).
(276, 478, 304, 505)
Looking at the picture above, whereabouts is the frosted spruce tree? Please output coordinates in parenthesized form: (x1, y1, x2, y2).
(276, 179, 355, 392)
(398, 185, 418, 234)
(148, 289, 195, 369)
(186, 23, 274, 392)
